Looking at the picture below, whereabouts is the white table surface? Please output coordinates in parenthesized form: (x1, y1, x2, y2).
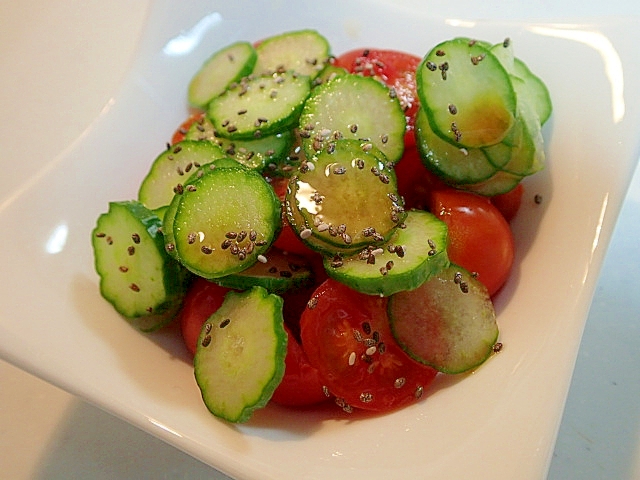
(1, 1, 639, 479)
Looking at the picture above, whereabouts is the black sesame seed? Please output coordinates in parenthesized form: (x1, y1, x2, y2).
(362, 321, 371, 335)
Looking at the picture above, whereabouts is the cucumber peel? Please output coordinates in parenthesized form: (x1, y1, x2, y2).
(194, 286, 287, 423)
(324, 210, 449, 296)
(92, 200, 189, 330)
(389, 264, 499, 374)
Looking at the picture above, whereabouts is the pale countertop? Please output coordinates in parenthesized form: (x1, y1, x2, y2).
(1, 1, 639, 479)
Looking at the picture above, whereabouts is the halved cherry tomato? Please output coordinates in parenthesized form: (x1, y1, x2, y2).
(178, 277, 230, 356)
(171, 111, 205, 145)
(271, 327, 328, 407)
(333, 49, 421, 147)
(300, 279, 437, 413)
(490, 183, 524, 223)
(429, 189, 515, 296)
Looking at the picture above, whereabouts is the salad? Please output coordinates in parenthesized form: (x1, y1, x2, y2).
(91, 30, 551, 423)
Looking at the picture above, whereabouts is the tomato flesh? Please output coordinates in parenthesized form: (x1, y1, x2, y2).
(429, 189, 515, 296)
(300, 279, 437, 412)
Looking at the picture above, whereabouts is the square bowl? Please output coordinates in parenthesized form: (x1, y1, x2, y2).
(1, 1, 639, 478)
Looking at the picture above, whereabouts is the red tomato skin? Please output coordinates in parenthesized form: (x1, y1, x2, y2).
(333, 49, 421, 146)
(490, 183, 524, 222)
(178, 277, 230, 356)
(270, 327, 329, 407)
(300, 279, 437, 413)
(429, 189, 515, 296)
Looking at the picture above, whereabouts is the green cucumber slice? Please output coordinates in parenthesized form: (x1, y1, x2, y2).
(416, 37, 517, 148)
(513, 57, 553, 126)
(389, 264, 499, 374)
(208, 71, 311, 140)
(253, 29, 330, 80)
(92, 201, 188, 329)
(298, 73, 406, 163)
(188, 41, 257, 108)
(162, 158, 248, 259)
(285, 139, 405, 256)
(324, 210, 449, 296)
(138, 140, 228, 210)
(312, 64, 348, 87)
(185, 115, 294, 171)
(482, 77, 545, 178)
(194, 286, 287, 423)
(170, 165, 281, 278)
(458, 170, 524, 196)
(414, 107, 497, 185)
(214, 249, 314, 295)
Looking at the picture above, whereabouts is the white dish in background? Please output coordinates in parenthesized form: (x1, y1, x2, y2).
(1, 1, 640, 479)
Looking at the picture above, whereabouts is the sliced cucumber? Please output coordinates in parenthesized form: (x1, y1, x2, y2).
(194, 286, 287, 423)
(208, 71, 311, 140)
(188, 41, 257, 108)
(162, 157, 247, 260)
(416, 37, 516, 148)
(214, 248, 314, 295)
(92, 201, 188, 330)
(489, 38, 515, 75)
(253, 29, 330, 80)
(285, 139, 405, 256)
(389, 264, 499, 374)
(312, 64, 348, 87)
(324, 210, 449, 296)
(184, 114, 294, 171)
(170, 165, 281, 278)
(513, 57, 552, 126)
(298, 73, 406, 163)
(458, 169, 523, 196)
(414, 107, 497, 185)
(138, 140, 228, 210)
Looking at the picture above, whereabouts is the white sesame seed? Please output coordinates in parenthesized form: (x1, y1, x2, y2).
(300, 228, 313, 239)
(371, 248, 384, 256)
(365, 346, 377, 356)
(257, 254, 268, 263)
(348, 351, 356, 366)
(317, 223, 330, 232)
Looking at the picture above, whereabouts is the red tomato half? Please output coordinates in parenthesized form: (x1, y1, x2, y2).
(429, 189, 515, 296)
(271, 327, 328, 407)
(334, 49, 421, 147)
(178, 277, 230, 356)
(300, 279, 437, 413)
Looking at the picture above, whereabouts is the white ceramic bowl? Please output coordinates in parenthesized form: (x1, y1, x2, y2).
(1, 1, 640, 478)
